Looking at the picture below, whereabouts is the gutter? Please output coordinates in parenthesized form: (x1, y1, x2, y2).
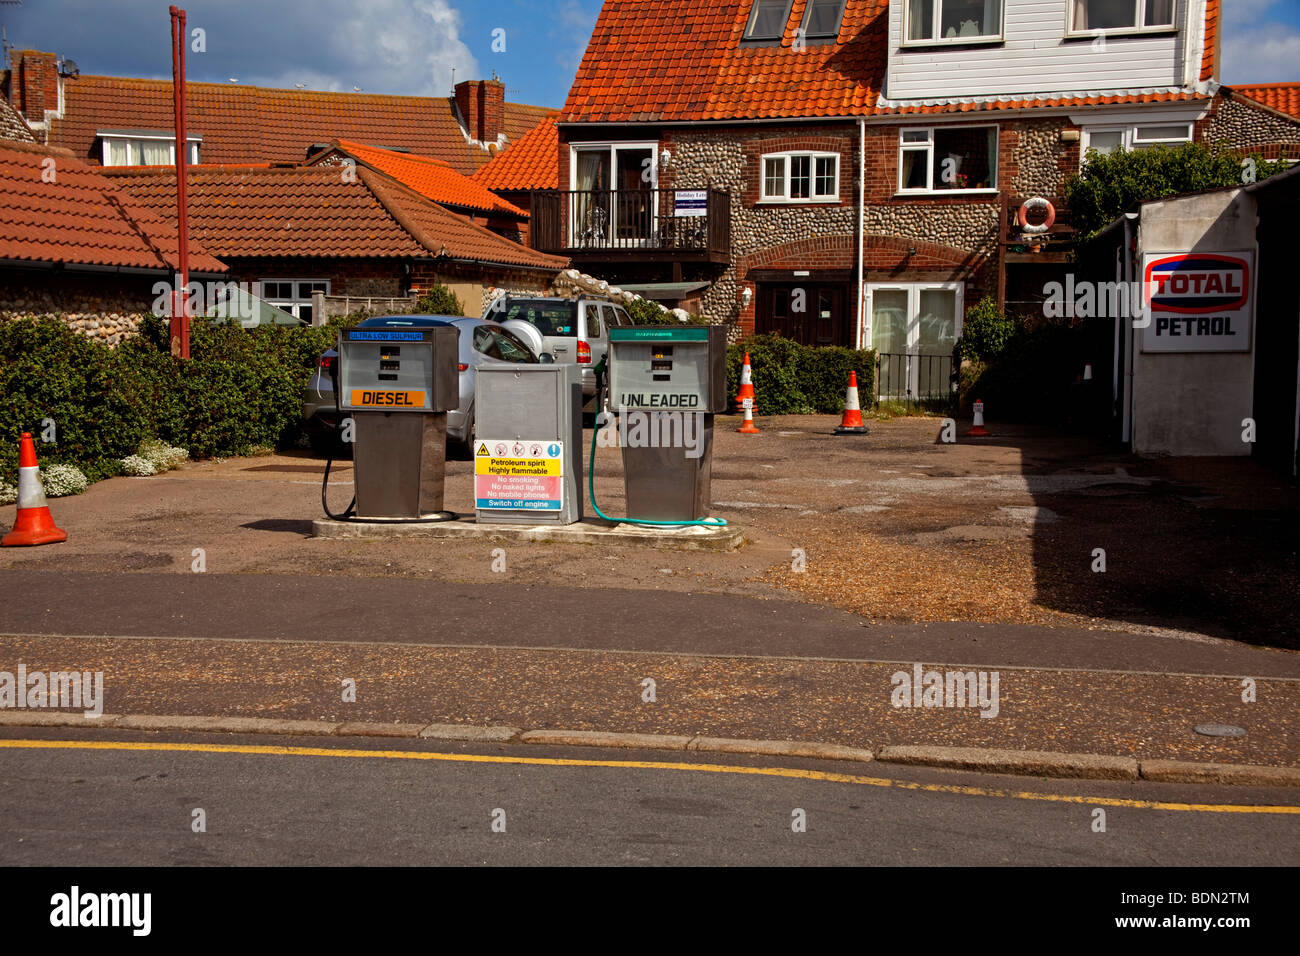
(433, 253, 568, 276)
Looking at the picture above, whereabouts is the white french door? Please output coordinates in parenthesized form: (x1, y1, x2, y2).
(866, 283, 963, 400)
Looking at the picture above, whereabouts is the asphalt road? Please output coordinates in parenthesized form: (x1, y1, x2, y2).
(3, 569, 1297, 677)
(1, 730, 1296, 866)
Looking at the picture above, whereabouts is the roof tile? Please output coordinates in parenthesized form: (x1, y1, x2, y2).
(0, 140, 224, 272)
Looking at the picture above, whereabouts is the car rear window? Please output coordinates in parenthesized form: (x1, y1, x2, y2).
(502, 302, 577, 337)
(473, 324, 538, 363)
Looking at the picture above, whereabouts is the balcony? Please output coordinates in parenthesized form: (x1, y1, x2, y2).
(529, 188, 730, 264)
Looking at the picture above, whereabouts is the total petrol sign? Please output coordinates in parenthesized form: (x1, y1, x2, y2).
(1141, 251, 1253, 353)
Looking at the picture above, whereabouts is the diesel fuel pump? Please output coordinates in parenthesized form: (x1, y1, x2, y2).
(325, 323, 458, 521)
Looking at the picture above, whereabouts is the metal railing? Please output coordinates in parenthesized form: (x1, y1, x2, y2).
(875, 352, 957, 411)
(530, 188, 730, 258)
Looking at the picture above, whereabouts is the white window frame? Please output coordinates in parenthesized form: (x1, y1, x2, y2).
(759, 151, 840, 203)
(1081, 122, 1192, 162)
(100, 133, 200, 167)
(258, 278, 330, 321)
(865, 282, 964, 396)
(1065, 0, 1178, 38)
(901, 0, 1005, 47)
(896, 125, 999, 195)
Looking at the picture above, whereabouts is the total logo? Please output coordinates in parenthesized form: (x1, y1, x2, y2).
(1145, 254, 1249, 314)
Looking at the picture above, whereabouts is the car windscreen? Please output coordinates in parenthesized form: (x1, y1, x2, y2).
(501, 302, 577, 337)
(473, 324, 539, 363)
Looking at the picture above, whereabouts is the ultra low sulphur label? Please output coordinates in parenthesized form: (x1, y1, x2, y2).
(349, 389, 426, 408)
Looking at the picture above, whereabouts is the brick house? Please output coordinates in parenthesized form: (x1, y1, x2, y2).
(4, 49, 556, 177)
(519, 0, 1299, 398)
(0, 139, 225, 342)
(103, 165, 568, 322)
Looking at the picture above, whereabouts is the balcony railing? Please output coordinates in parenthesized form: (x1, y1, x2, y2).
(530, 188, 730, 260)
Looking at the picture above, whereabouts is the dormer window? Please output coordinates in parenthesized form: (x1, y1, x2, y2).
(905, 0, 1003, 44)
(1070, 0, 1174, 33)
(801, 0, 848, 39)
(99, 130, 201, 167)
(744, 0, 794, 41)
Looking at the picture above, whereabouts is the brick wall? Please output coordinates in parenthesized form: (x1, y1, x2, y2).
(1199, 92, 1300, 157)
(10, 50, 59, 135)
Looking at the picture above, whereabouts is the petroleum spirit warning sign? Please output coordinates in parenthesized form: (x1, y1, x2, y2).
(474, 439, 564, 511)
(1141, 252, 1253, 353)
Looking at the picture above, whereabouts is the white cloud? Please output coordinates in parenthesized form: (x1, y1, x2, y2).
(236, 0, 479, 95)
(1221, 23, 1300, 84)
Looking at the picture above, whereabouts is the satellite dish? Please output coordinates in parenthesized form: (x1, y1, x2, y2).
(59, 59, 80, 78)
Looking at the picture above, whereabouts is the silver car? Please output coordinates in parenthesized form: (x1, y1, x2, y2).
(302, 314, 545, 453)
(483, 294, 632, 402)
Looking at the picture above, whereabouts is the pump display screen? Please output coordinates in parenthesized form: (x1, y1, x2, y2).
(337, 336, 436, 412)
(608, 326, 726, 414)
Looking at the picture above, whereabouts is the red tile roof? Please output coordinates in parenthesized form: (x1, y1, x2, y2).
(474, 117, 559, 191)
(562, 0, 882, 122)
(103, 165, 567, 272)
(323, 140, 528, 218)
(1229, 82, 1300, 120)
(46, 75, 559, 177)
(0, 140, 224, 273)
(561, 0, 1221, 123)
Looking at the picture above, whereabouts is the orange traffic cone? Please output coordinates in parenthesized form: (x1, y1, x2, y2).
(2, 432, 67, 547)
(968, 399, 991, 437)
(737, 351, 760, 434)
(834, 370, 869, 434)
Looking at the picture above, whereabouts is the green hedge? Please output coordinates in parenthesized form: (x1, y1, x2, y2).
(725, 334, 876, 415)
(1, 315, 337, 483)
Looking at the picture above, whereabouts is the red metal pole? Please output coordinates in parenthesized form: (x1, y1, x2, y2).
(170, 5, 191, 358)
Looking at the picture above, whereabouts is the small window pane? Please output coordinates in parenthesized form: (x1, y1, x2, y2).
(1144, 0, 1172, 26)
(1074, 0, 1137, 31)
(764, 157, 784, 197)
(902, 129, 930, 143)
(1133, 125, 1190, 141)
(1085, 130, 1124, 155)
(746, 0, 790, 39)
(907, 0, 934, 40)
(804, 0, 844, 37)
(298, 306, 313, 324)
(939, 0, 1000, 38)
(901, 148, 929, 189)
(789, 155, 811, 199)
(815, 156, 836, 196)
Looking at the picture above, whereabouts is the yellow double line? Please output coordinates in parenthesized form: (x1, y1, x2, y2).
(3, 738, 1297, 814)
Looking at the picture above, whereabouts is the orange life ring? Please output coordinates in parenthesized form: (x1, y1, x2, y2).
(1017, 197, 1056, 234)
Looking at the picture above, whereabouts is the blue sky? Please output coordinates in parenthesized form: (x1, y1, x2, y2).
(2, 1, 1297, 109)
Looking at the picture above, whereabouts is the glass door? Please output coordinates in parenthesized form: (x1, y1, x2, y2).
(869, 285, 961, 401)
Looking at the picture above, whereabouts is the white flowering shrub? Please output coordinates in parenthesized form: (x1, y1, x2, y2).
(120, 455, 158, 477)
(138, 438, 189, 472)
(0, 481, 16, 506)
(40, 464, 89, 497)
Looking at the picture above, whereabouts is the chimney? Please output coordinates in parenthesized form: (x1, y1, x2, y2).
(454, 78, 505, 144)
(10, 50, 59, 133)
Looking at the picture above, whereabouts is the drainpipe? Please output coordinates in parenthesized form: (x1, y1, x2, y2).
(856, 117, 866, 349)
(1121, 212, 1139, 445)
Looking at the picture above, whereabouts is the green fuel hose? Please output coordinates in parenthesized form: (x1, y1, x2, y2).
(587, 412, 727, 528)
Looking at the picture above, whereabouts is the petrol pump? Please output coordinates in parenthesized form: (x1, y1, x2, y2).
(596, 325, 728, 525)
(326, 324, 458, 521)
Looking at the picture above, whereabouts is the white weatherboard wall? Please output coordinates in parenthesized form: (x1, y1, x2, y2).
(885, 0, 1200, 102)
(1133, 190, 1257, 457)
